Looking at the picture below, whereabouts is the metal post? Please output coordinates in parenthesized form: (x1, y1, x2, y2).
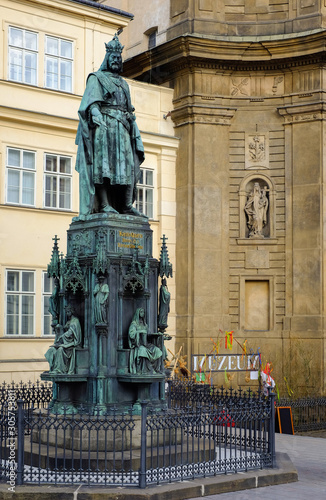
(167, 378, 171, 409)
(139, 400, 148, 488)
(268, 388, 276, 467)
(16, 399, 24, 485)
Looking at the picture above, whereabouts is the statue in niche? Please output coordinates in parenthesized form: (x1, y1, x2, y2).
(158, 278, 170, 332)
(93, 275, 109, 324)
(128, 308, 163, 375)
(45, 306, 82, 375)
(244, 182, 269, 238)
(75, 34, 145, 219)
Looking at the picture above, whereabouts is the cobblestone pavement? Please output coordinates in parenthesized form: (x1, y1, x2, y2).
(192, 432, 326, 500)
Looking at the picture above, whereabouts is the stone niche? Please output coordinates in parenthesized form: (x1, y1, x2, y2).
(239, 175, 275, 240)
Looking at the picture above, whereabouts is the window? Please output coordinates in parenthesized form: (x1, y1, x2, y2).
(45, 36, 73, 92)
(6, 270, 35, 336)
(135, 168, 154, 218)
(42, 272, 54, 336)
(6, 148, 36, 206)
(148, 30, 157, 49)
(8, 27, 38, 85)
(44, 154, 72, 210)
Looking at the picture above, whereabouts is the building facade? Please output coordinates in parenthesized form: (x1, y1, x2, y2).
(0, 0, 177, 382)
(109, 0, 326, 395)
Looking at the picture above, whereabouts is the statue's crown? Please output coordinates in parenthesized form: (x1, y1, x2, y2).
(105, 34, 123, 54)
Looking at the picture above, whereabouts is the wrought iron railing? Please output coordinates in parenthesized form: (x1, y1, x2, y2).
(276, 397, 326, 432)
(0, 381, 52, 409)
(0, 380, 276, 488)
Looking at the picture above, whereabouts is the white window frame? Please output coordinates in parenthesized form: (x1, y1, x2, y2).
(44, 35, 73, 93)
(5, 269, 35, 336)
(8, 26, 38, 85)
(135, 167, 154, 219)
(6, 147, 36, 207)
(42, 271, 54, 336)
(43, 153, 72, 210)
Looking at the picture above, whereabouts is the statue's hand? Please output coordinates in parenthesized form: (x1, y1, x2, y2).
(93, 114, 107, 129)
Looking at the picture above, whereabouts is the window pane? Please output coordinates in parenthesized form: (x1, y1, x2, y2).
(60, 40, 72, 59)
(9, 48, 22, 81)
(7, 296, 19, 335)
(46, 37, 58, 55)
(60, 60, 72, 92)
(9, 28, 23, 47)
(45, 175, 57, 207)
(137, 188, 143, 214)
(7, 294, 19, 314)
(146, 170, 153, 186)
(25, 31, 37, 51)
(24, 52, 37, 85)
(60, 157, 71, 174)
(7, 315, 19, 335)
(43, 296, 52, 335)
(145, 189, 153, 219)
(45, 155, 57, 172)
(22, 172, 35, 205)
(7, 169, 20, 203)
(45, 57, 58, 88)
(8, 148, 20, 167)
(22, 294, 34, 313)
(139, 169, 144, 184)
(22, 151, 35, 169)
(21, 308, 34, 335)
(7, 271, 19, 292)
(59, 177, 71, 209)
(22, 271, 34, 292)
(43, 273, 52, 294)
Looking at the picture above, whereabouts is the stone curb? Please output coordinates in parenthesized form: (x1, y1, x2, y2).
(0, 452, 298, 500)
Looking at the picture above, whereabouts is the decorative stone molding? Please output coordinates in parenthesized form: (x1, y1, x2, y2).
(171, 104, 236, 127)
(278, 103, 326, 123)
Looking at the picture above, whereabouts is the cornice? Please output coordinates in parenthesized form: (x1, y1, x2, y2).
(278, 101, 326, 123)
(5, 0, 131, 26)
(123, 31, 326, 81)
(171, 103, 236, 128)
(0, 105, 78, 133)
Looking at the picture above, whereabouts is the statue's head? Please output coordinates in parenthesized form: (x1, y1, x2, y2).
(65, 304, 75, 317)
(132, 307, 146, 324)
(100, 34, 123, 74)
(139, 308, 145, 318)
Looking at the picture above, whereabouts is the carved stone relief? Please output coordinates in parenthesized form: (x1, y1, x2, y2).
(245, 133, 269, 169)
(230, 75, 284, 98)
(231, 77, 250, 96)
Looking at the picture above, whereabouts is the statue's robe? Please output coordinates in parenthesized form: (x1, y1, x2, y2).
(45, 316, 82, 375)
(75, 70, 144, 216)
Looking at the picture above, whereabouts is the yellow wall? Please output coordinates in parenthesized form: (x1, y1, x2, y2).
(0, 0, 177, 382)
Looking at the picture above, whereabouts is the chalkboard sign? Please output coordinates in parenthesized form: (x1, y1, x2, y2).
(275, 407, 294, 435)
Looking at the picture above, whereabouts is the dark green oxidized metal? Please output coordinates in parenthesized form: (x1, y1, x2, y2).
(41, 36, 172, 414)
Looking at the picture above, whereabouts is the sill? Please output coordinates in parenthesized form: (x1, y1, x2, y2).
(4, 202, 35, 209)
(237, 238, 278, 245)
(44, 207, 73, 212)
(2, 336, 36, 340)
(7, 79, 74, 96)
(2, 204, 76, 215)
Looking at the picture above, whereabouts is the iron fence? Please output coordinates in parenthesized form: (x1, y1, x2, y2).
(0, 380, 52, 409)
(276, 397, 326, 432)
(0, 382, 275, 488)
